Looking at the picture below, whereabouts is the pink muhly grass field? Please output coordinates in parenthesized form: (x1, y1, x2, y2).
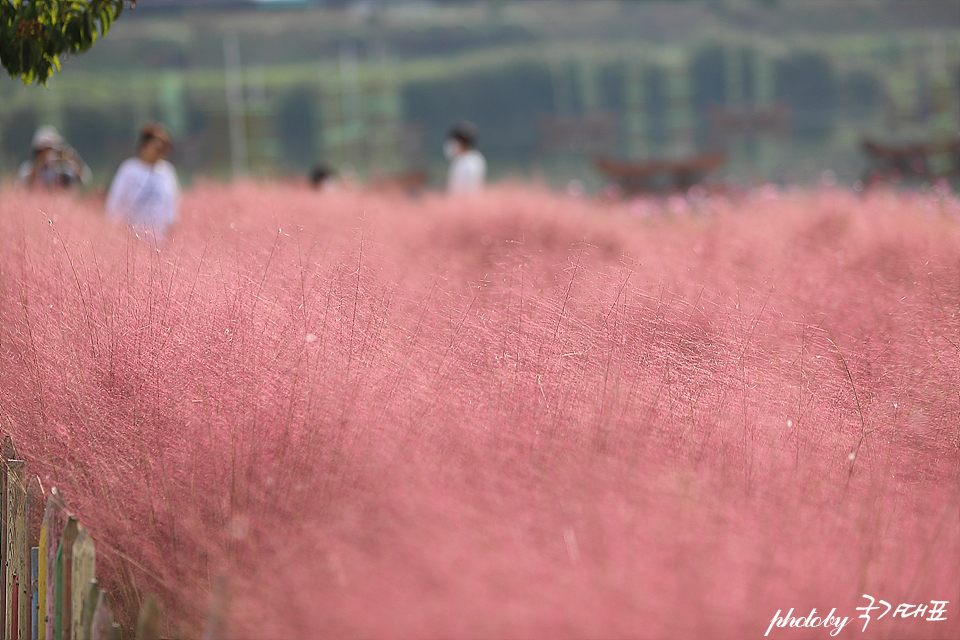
(0, 181, 958, 639)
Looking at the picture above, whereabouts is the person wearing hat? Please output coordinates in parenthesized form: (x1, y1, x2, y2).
(105, 122, 181, 242)
(17, 125, 92, 189)
(444, 122, 486, 195)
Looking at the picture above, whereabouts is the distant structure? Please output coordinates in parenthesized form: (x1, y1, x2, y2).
(536, 44, 788, 191)
(4, 5, 955, 187)
(594, 152, 725, 195)
(861, 138, 960, 184)
(705, 103, 791, 148)
(537, 114, 618, 156)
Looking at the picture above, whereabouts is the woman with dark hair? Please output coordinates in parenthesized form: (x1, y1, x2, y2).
(444, 122, 486, 194)
(105, 122, 180, 241)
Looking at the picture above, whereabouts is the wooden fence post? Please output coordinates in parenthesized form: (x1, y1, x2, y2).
(87, 590, 120, 640)
(78, 582, 97, 640)
(2, 436, 22, 639)
(1, 459, 7, 640)
(87, 591, 111, 640)
(43, 491, 65, 640)
(0, 437, 185, 640)
(29, 550, 37, 640)
(37, 522, 45, 640)
(134, 596, 160, 640)
(6, 459, 26, 640)
(9, 578, 15, 640)
(57, 518, 78, 640)
(69, 531, 94, 640)
(26, 477, 43, 640)
(53, 546, 62, 640)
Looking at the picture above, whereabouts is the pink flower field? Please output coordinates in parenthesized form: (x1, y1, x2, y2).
(0, 182, 958, 639)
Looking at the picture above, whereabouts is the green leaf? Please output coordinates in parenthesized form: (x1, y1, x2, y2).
(2, 0, 133, 85)
(100, 8, 113, 35)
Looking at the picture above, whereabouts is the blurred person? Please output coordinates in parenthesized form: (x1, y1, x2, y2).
(309, 163, 338, 190)
(17, 125, 92, 190)
(105, 122, 180, 242)
(444, 122, 486, 194)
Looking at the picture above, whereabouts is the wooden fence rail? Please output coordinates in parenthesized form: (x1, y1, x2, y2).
(0, 435, 165, 640)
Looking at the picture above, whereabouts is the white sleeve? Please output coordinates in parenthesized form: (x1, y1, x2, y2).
(77, 160, 93, 186)
(17, 162, 33, 184)
(161, 164, 181, 226)
(105, 161, 135, 219)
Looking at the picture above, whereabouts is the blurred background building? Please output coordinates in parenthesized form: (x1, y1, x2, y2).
(1, 0, 957, 190)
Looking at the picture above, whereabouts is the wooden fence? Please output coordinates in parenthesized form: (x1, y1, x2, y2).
(0, 435, 168, 640)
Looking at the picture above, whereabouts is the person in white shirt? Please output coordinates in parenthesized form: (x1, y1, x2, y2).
(105, 122, 180, 242)
(444, 122, 486, 195)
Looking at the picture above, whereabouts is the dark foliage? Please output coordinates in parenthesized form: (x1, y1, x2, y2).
(0, 1, 135, 85)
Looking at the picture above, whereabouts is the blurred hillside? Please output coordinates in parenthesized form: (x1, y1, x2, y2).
(1, 0, 957, 189)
